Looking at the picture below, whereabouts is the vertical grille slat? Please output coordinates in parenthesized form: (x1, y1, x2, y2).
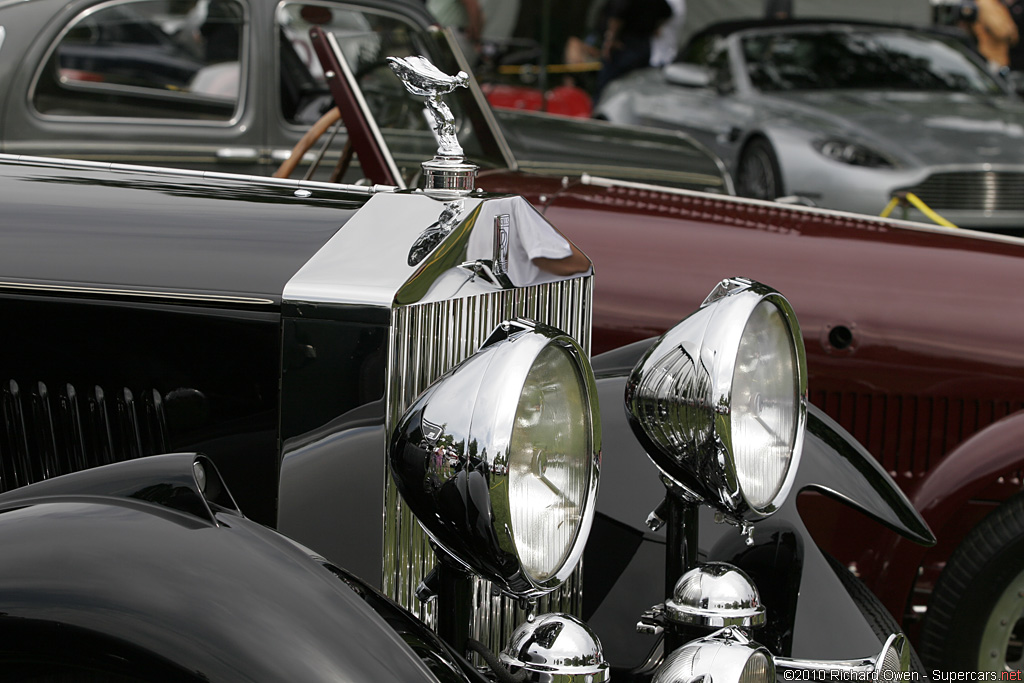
(0, 380, 170, 495)
(385, 275, 593, 655)
(812, 390, 1024, 479)
(898, 171, 1024, 211)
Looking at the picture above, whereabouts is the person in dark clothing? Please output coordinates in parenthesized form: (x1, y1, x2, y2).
(1004, 0, 1024, 70)
(594, 0, 672, 99)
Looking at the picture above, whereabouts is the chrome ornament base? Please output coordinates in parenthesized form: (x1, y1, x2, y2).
(422, 156, 477, 197)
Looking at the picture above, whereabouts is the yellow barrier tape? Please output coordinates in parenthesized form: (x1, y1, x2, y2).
(880, 192, 958, 229)
(497, 62, 601, 75)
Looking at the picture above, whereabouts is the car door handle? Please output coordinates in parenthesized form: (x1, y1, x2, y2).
(216, 148, 259, 162)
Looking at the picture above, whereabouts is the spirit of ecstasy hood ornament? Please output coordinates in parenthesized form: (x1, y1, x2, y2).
(387, 55, 477, 197)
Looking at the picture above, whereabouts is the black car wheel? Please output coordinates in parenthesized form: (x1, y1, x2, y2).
(919, 493, 1024, 672)
(736, 138, 783, 200)
(824, 554, 927, 675)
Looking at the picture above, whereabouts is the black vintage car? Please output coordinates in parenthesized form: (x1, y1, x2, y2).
(0, 134, 936, 680)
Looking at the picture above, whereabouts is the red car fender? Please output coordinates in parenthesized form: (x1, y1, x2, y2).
(869, 409, 1024, 617)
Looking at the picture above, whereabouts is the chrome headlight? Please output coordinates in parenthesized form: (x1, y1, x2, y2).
(654, 628, 774, 683)
(625, 278, 807, 519)
(390, 320, 600, 597)
(813, 138, 896, 168)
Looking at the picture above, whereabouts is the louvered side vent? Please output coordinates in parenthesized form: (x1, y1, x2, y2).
(813, 390, 1024, 478)
(0, 380, 169, 493)
(384, 276, 593, 654)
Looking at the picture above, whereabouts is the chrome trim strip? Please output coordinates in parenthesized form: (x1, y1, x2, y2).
(0, 281, 275, 306)
(522, 163, 726, 188)
(0, 26, 6, 53)
(579, 173, 1024, 245)
(0, 153, 394, 195)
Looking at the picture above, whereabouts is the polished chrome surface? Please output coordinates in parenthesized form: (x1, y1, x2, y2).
(653, 627, 774, 683)
(386, 55, 477, 196)
(625, 277, 808, 521)
(384, 278, 592, 651)
(665, 562, 766, 628)
(386, 55, 469, 159)
(500, 613, 609, 683)
(0, 153, 389, 196)
(389, 320, 600, 597)
(407, 200, 465, 267)
(775, 633, 910, 678)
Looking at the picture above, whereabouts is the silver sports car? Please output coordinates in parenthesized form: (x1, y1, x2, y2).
(594, 20, 1024, 232)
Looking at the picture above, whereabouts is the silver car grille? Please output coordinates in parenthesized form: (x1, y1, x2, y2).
(383, 275, 593, 653)
(899, 171, 1024, 212)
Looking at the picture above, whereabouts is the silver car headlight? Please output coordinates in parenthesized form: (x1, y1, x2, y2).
(813, 138, 896, 168)
(625, 277, 807, 519)
(390, 319, 600, 597)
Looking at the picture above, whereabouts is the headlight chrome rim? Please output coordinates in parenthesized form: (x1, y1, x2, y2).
(625, 278, 808, 520)
(390, 319, 600, 598)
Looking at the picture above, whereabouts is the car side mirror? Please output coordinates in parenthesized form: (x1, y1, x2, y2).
(663, 63, 713, 88)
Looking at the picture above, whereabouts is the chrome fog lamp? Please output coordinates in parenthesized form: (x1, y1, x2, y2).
(666, 562, 765, 628)
(500, 613, 609, 683)
(654, 627, 774, 683)
(626, 277, 807, 519)
(390, 320, 600, 597)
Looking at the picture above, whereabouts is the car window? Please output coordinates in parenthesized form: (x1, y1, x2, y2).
(32, 0, 245, 121)
(740, 28, 1004, 94)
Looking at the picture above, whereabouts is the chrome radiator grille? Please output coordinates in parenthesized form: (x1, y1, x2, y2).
(898, 171, 1024, 212)
(384, 275, 593, 651)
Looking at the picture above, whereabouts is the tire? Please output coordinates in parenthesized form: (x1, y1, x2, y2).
(824, 553, 928, 676)
(736, 137, 784, 200)
(919, 493, 1024, 672)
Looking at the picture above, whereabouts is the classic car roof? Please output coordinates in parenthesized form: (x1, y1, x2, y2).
(0, 156, 375, 307)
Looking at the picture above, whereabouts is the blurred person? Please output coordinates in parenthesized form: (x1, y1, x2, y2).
(973, 0, 1018, 68)
(594, 0, 672, 98)
(1004, 0, 1024, 69)
(650, 0, 685, 67)
(764, 0, 792, 20)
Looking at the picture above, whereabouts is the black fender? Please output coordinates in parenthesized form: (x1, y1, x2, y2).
(0, 453, 479, 683)
(585, 341, 934, 673)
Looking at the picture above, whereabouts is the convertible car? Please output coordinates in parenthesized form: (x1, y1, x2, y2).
(594, 19, 1024, 232)
(0, 134, 926, 679)
(0, 0, 728, 192)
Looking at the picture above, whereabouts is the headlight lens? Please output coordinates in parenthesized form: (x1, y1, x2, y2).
(731, 300, 799, 510)
(654, 628, 775, 683)
(510, 344, 591, 582)
(390, 320, 600, 597)
(814, 138, 895, 168)
(626, 278, 807, 519)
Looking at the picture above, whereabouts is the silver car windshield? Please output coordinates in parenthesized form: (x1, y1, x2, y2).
(740, 28, 1005, 95)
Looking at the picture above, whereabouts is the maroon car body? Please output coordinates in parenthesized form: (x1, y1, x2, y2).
(310, 24, 1024, 670)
